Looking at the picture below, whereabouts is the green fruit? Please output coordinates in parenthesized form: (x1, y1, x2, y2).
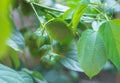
(45, 19, 73, 44)
(38, 45, 51, 56)
(41, 51, 61, 67)
(27, 37, 40, 57)
(29, 41, 50, 58)
(53, 41, 71, 55)
(32, 28, 50, 48)
(23, 28, 50, 58)
(36, 36, 45, 48)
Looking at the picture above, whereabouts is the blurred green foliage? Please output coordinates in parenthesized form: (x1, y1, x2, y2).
(0, 1, 11, 57)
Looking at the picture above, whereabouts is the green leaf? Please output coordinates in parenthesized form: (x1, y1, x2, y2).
(0, 64, 25, 83)
(32, 71, 47, 83)
(80, 0, 90, 4)
(21, 68, 47, 83)
(18, 72, 33, 83)
(63, 9, 74, 20)
(9, 48, 20, 69)
(32, 2, 64, 12)
(7, 29, 25, 52)
(0, 1, 11, 57)
(99, 20, 120, 68)
(67, 0, 81, 8)
(60, 51, 83, 72)
(41, 51, 61, 67)
(43, 69, 71, 83)
(71, 4, 87, 31)
(45, 19, 73, 44)
(32, 71, 44, 80)
(0, 47, 20, 69)
(77, 29, 107, 78)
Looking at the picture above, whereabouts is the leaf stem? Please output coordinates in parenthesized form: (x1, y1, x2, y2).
(104, 13, 109, 21)
(89, 4, 109, 21)
(30, 2, 44, 28)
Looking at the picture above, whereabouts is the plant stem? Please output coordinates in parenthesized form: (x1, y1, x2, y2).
(104, 13, 109, 21)
(89, 4, 109, 21)
(30, 2, 44, 28)
(30, 2, 54, 51)
(89, 4, 102, 14)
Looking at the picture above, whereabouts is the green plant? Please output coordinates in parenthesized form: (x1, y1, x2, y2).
(1, 0, 120, 82)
